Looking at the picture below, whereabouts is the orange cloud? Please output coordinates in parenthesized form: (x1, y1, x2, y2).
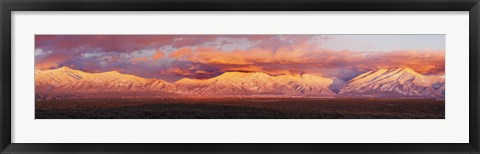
(130, 57, 149, 64)
(169, 41, 363, 66)
(35, 54, 68, 70)
(363, 50, 445, 75)
(152, 50, 164, 60)
(168, 44, 445, 76)
(164, 68, 195, 76)
(35, 62, 59, 70)
(35, 35, 446, 81)
(218, 65, 265, 72)
(170, 47, 192, 59)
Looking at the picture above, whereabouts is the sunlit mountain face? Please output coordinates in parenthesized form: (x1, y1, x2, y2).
(35, 35, 445, 99)
(34, 67, 445, 99)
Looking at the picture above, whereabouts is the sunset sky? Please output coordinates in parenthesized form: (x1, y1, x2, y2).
(35, 35, 445, 82)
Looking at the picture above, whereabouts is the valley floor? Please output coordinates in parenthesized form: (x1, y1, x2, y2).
(35, 98, 445, 119)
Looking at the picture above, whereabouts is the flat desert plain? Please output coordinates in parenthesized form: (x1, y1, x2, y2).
(35, 98, 445, 119)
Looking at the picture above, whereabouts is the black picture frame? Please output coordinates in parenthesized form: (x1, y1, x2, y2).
(1, 0, 479, 153)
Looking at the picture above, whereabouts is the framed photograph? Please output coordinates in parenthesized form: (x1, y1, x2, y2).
(1, 0, 479, 153)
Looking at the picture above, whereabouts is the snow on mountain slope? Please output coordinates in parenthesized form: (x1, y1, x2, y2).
(35, 67, 445, 99)
(174, 72, 336, 96)
(35, 67, 173, 98)
(339, 68, 445, 98)
(274, 74, 336, 95)
(204, 72, 286, 95)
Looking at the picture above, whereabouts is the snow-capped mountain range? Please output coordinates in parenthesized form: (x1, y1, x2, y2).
(174, 72, 336, 96)
(339, 68, 444, 97)
(35, 66, 445, 99)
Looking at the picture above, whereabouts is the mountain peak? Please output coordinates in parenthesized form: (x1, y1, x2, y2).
(339, 67, 444, 97)
(362, 67, 422, 79)
(35, 67, 174, 96)
(400, 67, 418, 74)
(57, 66, 72, 71)
(35, 66, 444, 99)
(300, 73, 320, 78)
(104, 70, 121, 74)
(384, 67, 415, 73)
(389, 67, 423, 77)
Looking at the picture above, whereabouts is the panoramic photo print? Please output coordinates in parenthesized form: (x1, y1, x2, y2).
(35, 35, 445, 119)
